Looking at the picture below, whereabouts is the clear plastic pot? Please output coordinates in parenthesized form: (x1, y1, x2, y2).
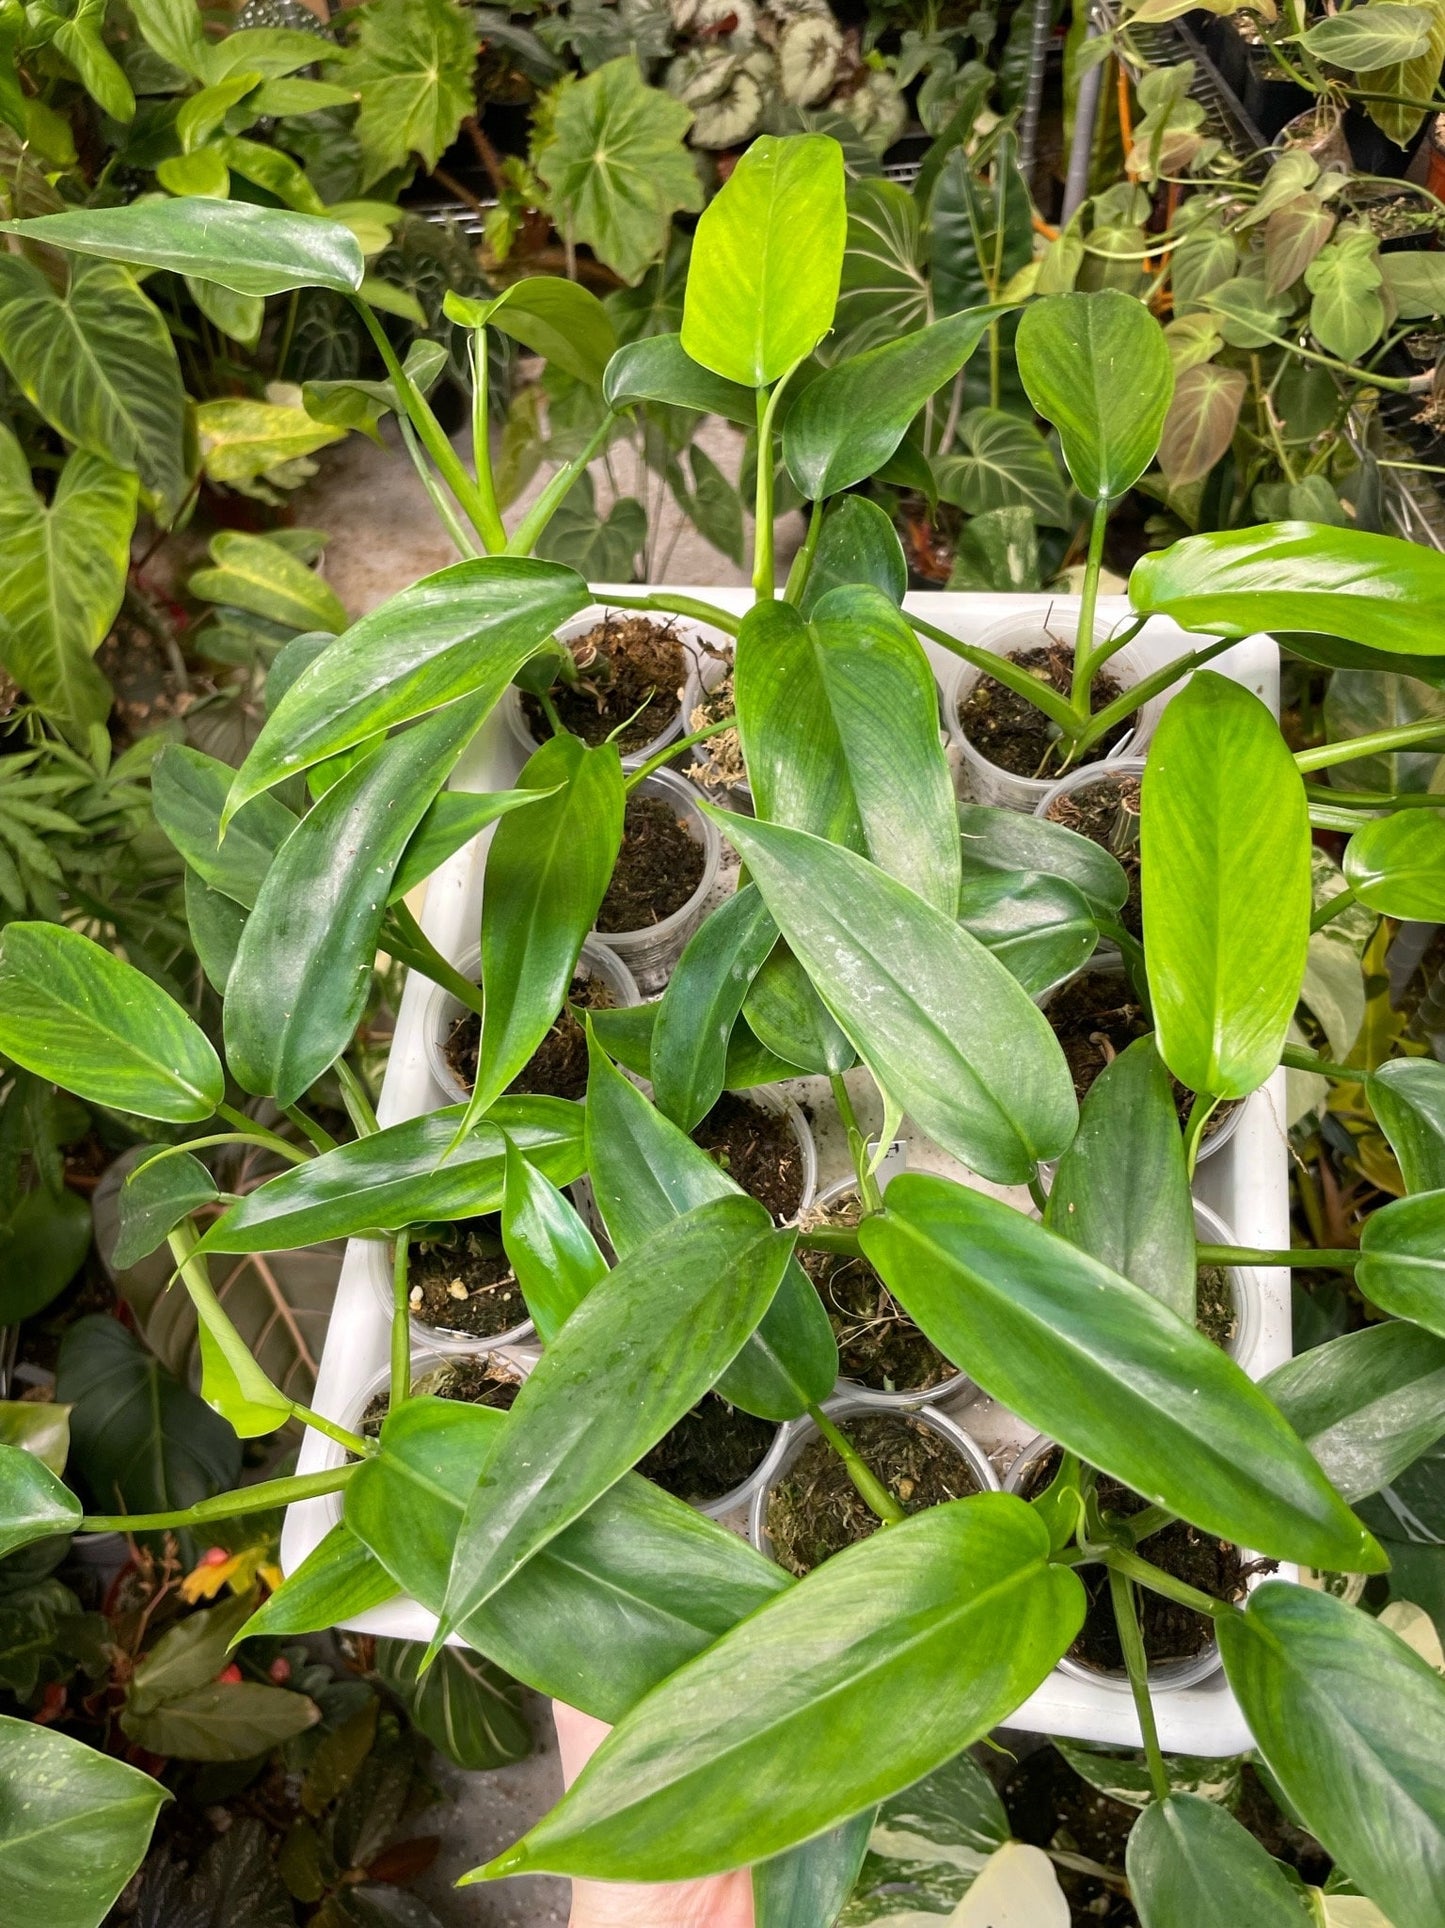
(1193, 1200, 1263, 1375)
(422, 934, 639, 1107)
(749, 1393, 999, 1562)
(680, 646, 752, 808)
(1034, 756, 1148, 837)
(730, 1085, 818, 1222)
(366, 1232, 536, 1356)
(942, 610, 1165, 813)
(689, 1413, 790, 1523)
(597, 768, 721, 991)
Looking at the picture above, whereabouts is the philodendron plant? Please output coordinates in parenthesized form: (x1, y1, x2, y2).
(4, 139, 1445, 1926)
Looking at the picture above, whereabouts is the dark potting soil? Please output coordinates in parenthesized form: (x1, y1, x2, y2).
(361, 1352, 523, 1437)
(596, 793, 705, 932)
(1002, 1745, 1139, 1925)
(521, 613, 687, 755)
(800, 1200, 955, 1394)
(691, 1092, 804, 1221)
(637, 1392, 778, 1505)
(958, 643, 1129, 779)
(1046, 970, 1239, 1142)
(406, 1215, 527, 1338)
(766, 1413, 980, 1577)
(444, 970, 617, 1103)
(1044, 771, 1143, 938)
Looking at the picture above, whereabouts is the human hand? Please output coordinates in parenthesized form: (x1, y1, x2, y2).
(553, 1701, 755, 1928)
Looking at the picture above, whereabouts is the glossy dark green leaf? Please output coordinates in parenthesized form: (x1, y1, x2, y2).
(1369, 1058, 1445, 1194)
(782, 306, 1006, 500)
(651, 885, 779, 1131)
(0, 923, 223, 1124)
(587, 1001, 809, 1089)
(1126, 1793, 1309, 1928)
(956, 869, 1098, 996)
(602, 333, 755, 425)
(0, 1716, 168, 1928)
(474, 1497, 1083, 1882)
(1279, 628, 1445, 686)
(712, 815, 1077, 1184)
(185, 868, 246, 995)
(226, 557, 588, 816)
(194, 1098, 585, 1254)
(1344, 811, 1445, 920)
(1142, 673, 1311, 1099)
(860, 1176, 1385, 1573)
(0, 1186, 92, 1325)
(1016, 290, 1174, 500)
(1262, 1321, 1445, 1502)
(1045, 1034, 1194, 1320)
(390, 786, 556, 902)
(584, 1034, 837, 1420)
(734, 589, 960, 914)
(958, 803, 1129, 922)
(152, 744, 295, 909)
(0, 1439, 81, 1557)
(752, 1813, 875, 1928)
(372, 1637, 529, 1770)
(501, 1136, 607, 1344)
(447, 276, 615, 387)
(743, 943, 855, 1077)
(2, 200, 364, 296)
(113, 1150, 219, 1269)
(226, 693, 488, 1103)
(931, 134, 1032, 315)
(346, 1395, 790, 1722)
(1358, 1189, 1445, 1337)
(797, 494, 907, 618)
(240, 1523, 399, 1640)
(434, 1197, 796, 1647)
(1130, 523, 1445, 655)
(680, 133, 847, 388)
(1218, 1582, 1445, 1928)
(462, 734, 624, 1125)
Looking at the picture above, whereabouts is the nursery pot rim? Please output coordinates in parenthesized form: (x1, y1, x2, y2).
(708, 1081, 820, 1224)
(599, 766, 722, 962)
(503, 606, 714, 768)
(683, 1407, 790, 1523)
(364, 1231, 536, 1356)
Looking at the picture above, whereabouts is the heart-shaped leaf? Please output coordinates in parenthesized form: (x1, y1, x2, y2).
(1016, 290, 1174, 501)
(651, 884, 780, 1131)
(1369, 1058, 1445, 1194)
(114, 1151, 219, 1269)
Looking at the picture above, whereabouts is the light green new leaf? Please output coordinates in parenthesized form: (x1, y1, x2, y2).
(190, 530, 347, 634)
(0, 426, 134, 739)
(166, 1221, 292, 1438)
(114, 1150, 219, 1269)
(0, 1439, 81, 1557)
(651, 885, 779, 1131)
(0, 1401, 71, 1478)
(1306, 229, 1386, 363)
(186, 275, 264, 349)
(0, 1717, 168, 1928)
(1126, 1794, 1310, 1928)
(53, 1, 136, 123)
(1303, 3, 1436, 66)
(1370, 1058, 1445, 1193)
(681, 132, 847, 386)
(710, 814, 1077, 1183)
(734, 588, 960, 914)
(860, 1176, 1385, 1574)
(1345, 810, 1445, 920)
(1, 199, 364, 296)
(226, 556, 588, 816)
(1219, 1583, 1445, 1928)
(958, 802, 1130, 922)
(1262, 1321, 1445, 1502)
(239, 1522, 399, 1639)
(798, 494, 907, 615)
(1142, 672, 1311, 1098)
(474, 1497, 1082, 1881)
(328, 0, 474, 187)
(0, 923, 222, 1124)
(602, 333, 756, 425)
(501, 1137, 608, 1344)
(1016, 289, 1174, 500)
(1357, 1189, 1445, 1337)
(956, 869, 1099, 996)
(446, 278, 616, 388)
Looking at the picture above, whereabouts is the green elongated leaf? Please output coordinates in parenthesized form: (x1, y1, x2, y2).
(956, 869, 1098, 996)
(1262, 1321, 1445, 1502)
(185, 869, 246, 995)
(711, 814, 1077, 1184)
(1142, 673, 1310, 1099)
(0, 1439, 81, 1557)
(752, 1813, 875, 1928)
(0, 255, 187, 515)
(1344, 810, 1445, 919)
(152, 745, 296, 911)
(0, 1716, 168, 1928)
(190, 529, 346, 634)
(225, 693, 488, 1104)
(602, 333, 756, 425)
(1369, 1058, 1445, 1193)
(743, 943, 855, 1076)
(782, 305, 1005, 501)
(241, 1523, 399, 1640)
(195, 1098, 585, 1254)
(433, 1197, 796, 1648)
(347, 1396, 791, 1722)
(167, 1223, 292, 1439)
(0, 923, 223, 1124)
(126, 1594, 253, 1711)
(475, 1496, 1083, 1882)
(1045, 1034, 1194, 1319)
(734, 588, 960, 914)
(0, 1401, 70, 1478)
(226, 556, 588, 817)
(462, 735, 624, 1124)
(1358, 1189, 1445, 1336)
(114, 1151, 219, 1269)
(501, 1137, 607, 1344)
(0, 425, 134, 739)
(681, 133, 847, 387)
(1126, 1793, 1310, 1928)
(587, 1002, 810, 1090)
(584, 1035, 837, 1420)
(1129, 522, 1445, 654)
(1016, 289, 1174, 500)
(0, 1186, 92, 1325)
(446, 277, 616, 387)
(391, 786, 559, 902)
(373, 1638, 529, 1770)
(798, 494, 907, 616)
(1303, 3, 1435, 64)
(1218, 1582, 1445, 1928)
(958, 802, 1130, 922)
(1, 200, 363, 296)
(651, 885, 779, 1130)
(860, 1175, 1384, 1573)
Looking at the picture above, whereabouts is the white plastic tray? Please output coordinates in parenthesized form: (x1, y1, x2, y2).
(282, 591, 1289, 1757)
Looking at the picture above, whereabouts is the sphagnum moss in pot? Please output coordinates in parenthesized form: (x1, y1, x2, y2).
(507, 609, 702, 765)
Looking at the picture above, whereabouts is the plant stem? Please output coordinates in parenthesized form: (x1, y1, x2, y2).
(398, 416, 482, 558)
(469, 326, 504, 547)
(1108, 1564, 1171, 1802)
(283, 1104, 338, 1154)
(384, 904, 485, 1017)
(1028, 1173, 1049, 1213)
(1295, 719, 1445, 773)
(831, 1074, 882, 1213)
(796, 1227, 865, 1255)
(507, 412, 617, 556)
(783, 495, 825, 605)
(1104, 1545, 1229, 1619)
(1182, 1090, 1217, 1179)
(1310, 885, 1358, 934)
(1072, 637, 1239, 753)
(1280, 1042, 1360, 1082)
(1071, 497, 1112, 713)
(336, 1059, 379, 1137)
(215, 1102, 314, 1164)
(139, 1131, 310, 1172)
(392, 1234, 411, 1410)
(754, 389, 776, 600)
(910, 613, 1082, 734)
(601, 591, 741, 636)
(624, 715, 738, 791)
(1305, 784, 1445, 810)
(289, 1402, 374, 1457)
(80, 1464, 355, 1533)
(808, 1403, 907, 1526)
(1095, 917, 1148, 983)
(1197, 1242, 1358, 1270)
